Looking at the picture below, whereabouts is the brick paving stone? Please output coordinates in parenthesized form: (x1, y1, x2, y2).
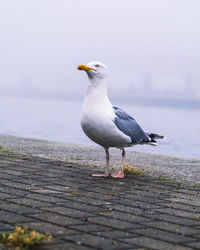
(58, 201, 105, 213)
(1, 180, 37, 190)
(120, 236, 194, 250)
(30, 188, 63, 195)
(69, 224, 115, 233)
(102, 204, 157, 216)
(23, 221, 80, 237)
(40, 206, 96, 218)
(7, 197, 53, 208)
(154, 207, 200, 219)
(143, 213, 200, 226)
(183, 241, 200, 249)
(169, 197, 200, 206)
(0, 203, 40, 215)
(0, 169, 28, 176)
(64, 195, 112, 206)
(127, 228, 197, 244)
(0, 186, 31, 197)
(0, 152, 200, 249)
(0, 210, 36, 223)
(96, 211, 153, 224)
(0, 222, 14, 232)
(36, 242, 92, 250)
(107, 198, 163, 210)
(93, 229, 137, 239)
(28, 212, 84, 226)
(87, 216, 144, 230)
(141, 221, 200, 236)
(158, 202, 200, 213)
(61, 233, 135, 250)
(23, 192, 67, 203)
(0, 192, 18, 200)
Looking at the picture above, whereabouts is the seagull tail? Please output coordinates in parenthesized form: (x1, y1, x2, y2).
(147, 133, 165, 143)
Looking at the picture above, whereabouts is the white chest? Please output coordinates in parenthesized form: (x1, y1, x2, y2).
(81, 103, 131, 147)
(80, 81, 131, 147)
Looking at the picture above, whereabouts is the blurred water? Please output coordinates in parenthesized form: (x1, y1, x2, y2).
(0, 96, 199, 159)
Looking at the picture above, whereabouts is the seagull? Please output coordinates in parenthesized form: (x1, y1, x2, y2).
(77, 61, 164, 178)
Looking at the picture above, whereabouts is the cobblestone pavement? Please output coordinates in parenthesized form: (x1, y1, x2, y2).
(1, 134, 200, 184)
(0, 151, 200, 250)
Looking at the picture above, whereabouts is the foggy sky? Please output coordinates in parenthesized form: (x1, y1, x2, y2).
(0, 0, 200, 98)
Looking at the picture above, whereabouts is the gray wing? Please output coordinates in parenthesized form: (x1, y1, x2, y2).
(113, 106, 150, 144)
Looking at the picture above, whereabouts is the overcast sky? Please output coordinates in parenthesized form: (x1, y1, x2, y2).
(0, 0, 200, 97)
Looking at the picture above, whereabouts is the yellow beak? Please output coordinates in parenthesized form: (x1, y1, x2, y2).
(77, 64, 91, 71)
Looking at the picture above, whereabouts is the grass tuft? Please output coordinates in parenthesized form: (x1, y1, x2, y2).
(123, 164, 144, 175)
(0, 146, 12, 153)
(0, 226, 51, 249)
(192, 184, 200, 188)
(157, 176, 171, 181)
(0, 149, 13, 153)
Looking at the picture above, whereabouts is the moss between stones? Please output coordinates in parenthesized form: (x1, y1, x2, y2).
(0, 226, 51, 249)
(123, 164, 145, 176)
(157, 176, 172, 181)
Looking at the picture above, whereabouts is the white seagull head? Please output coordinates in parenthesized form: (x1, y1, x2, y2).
(77, 61, 108, 80)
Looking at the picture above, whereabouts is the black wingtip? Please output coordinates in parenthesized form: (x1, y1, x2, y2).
(148, 133, 165, 142)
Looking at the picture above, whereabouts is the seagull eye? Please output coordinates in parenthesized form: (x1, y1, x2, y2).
(95, 64, 100, 68)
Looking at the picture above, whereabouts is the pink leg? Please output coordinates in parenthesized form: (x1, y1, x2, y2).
(111, 168, 124, 179)
(111, 148, 125, 179)
(91, 148, 110, 178)
(92, 171, 109, 178)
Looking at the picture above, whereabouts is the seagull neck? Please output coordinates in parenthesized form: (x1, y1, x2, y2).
(85, 79, 110, 105)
